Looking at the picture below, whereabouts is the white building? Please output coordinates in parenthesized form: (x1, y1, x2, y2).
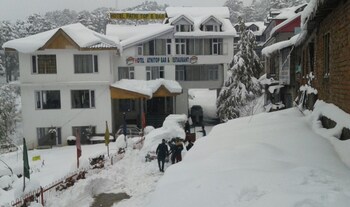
(3, 7, 235, 148)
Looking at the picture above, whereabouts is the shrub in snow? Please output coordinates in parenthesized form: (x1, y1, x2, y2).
(217, 17, 262, 122)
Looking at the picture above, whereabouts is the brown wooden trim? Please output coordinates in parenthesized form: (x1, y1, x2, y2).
(153, 85, 181, 97)
(39, 29, 80, 50)
(110, 86, 150, 99)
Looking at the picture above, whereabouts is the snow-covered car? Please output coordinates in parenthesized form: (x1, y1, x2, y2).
(115, 125, 142, 138)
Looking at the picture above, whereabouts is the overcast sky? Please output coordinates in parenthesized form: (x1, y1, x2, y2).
(0, 0, 253, 22)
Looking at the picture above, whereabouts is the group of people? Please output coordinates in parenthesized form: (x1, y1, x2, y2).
(156, 138, 187, 172)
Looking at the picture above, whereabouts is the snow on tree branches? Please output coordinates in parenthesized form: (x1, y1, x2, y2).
(217, 17, 262, 122)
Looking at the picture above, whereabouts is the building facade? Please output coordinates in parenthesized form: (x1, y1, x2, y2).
(3, 7, 234, 148)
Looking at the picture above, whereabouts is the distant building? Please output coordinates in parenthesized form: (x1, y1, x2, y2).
(261, 4, 307, 110)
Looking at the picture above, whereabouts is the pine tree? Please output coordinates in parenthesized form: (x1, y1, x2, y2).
(0, 83, 18, 145)
(217, 17, 262, 122)
(224, 0, 244, 23)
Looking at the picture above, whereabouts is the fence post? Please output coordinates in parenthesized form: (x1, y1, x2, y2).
(40, 187, 44, 206)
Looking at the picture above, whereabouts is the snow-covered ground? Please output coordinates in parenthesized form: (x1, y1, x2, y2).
(1, 101, 350, 207)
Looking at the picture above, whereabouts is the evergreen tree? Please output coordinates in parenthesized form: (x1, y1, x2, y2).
(224, 0, 244, 23)
(217, 17, 262, 121)
(0, 83, 18, 145)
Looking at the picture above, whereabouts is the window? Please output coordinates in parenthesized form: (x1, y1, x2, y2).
(119, 99, 136, 112)
(146, 66, 164, 80)
(74, 55, 98, 73)
(175, 66, 185, 81)
(32, 55, 57, 74)
(118, 67, 135, 80)
(35, 90, 61, 109)
(323, 33, 330, 75)
(175, 65, 219, 81)
(212, 39, 223, 55)
(143, 39, 166, 56)
(137, 45, 143, 56)
(71, 90, 95, 108)
(176, 24, 192, 32)
(175, 39, 187, 55)
(308, 42, 315, 73)
(37, 127, 62, 146)
(166, 39, 172, 55)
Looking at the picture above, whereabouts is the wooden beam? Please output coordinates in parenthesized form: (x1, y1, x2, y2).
(40, 29, 80, 50)
(110, 86, 150, 99)
(153, 85, 181, 97)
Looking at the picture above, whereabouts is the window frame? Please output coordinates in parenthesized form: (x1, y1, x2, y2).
(118, 67, 135, 80)
(32, 55, 57, 74)
(73, 54, 98, 74)
(146, 66, 165, 80)
(71, 89, 95, 109)
(35, 90, 61, 110)
(323, 32, 330, 77)
(175, 39, 187, 55)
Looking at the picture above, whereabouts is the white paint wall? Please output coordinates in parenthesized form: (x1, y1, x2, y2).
(19, 50, 113, 148)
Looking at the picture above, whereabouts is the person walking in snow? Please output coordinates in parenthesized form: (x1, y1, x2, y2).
(175, 138, 184, 163)
(156, 139, 169, 172)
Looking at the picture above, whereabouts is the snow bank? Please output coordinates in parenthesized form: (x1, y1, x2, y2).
(142, 114, 186, 154)
(146, 107, 350, 207)
(311, 100, 350, 167)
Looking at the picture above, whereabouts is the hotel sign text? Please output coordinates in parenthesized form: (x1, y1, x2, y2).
(126, 56, 198, 65)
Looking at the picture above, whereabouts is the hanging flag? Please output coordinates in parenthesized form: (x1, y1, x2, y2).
(105, 121, 110, 157)
(23, 138, 30, 179)
(76, 129, 81, 168)
(104, 121, 110, 146)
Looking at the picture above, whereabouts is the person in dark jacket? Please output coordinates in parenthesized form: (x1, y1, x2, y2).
(156, 139, 169, 172)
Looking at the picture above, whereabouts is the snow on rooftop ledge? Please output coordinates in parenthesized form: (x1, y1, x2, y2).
(262, 34, 301, 57)
(110, 79, 182, 98)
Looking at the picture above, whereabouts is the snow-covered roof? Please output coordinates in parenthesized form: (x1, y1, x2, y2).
(166, 7, 230, 19)
(168, 14, 195, 25)
(106, 24, 174, 48)
(3, 23, 120, 53)
(269, 13, 301, 37)
(272, 4, 307, 20)
(174, 17, 235, 38)
(262, 34, 301, 57)
(110, 79, 182, 98)
(245, 21, 266, 36)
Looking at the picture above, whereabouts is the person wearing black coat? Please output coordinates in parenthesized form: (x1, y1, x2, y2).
(156, 139, 169, 172)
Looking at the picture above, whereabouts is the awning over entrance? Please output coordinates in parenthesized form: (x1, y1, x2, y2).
(110, 79, 182, 99)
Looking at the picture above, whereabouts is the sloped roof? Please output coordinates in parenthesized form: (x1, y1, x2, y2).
(110, 79, 182, 99)
(3, 23, 120, 53)
(106, 24, 174, 48)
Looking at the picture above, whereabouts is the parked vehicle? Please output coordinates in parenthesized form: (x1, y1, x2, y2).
(190, 105, 203, 126)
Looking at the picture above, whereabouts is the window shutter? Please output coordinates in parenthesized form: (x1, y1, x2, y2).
(32, 56, 37, 73)
(94, 55, 98, 72)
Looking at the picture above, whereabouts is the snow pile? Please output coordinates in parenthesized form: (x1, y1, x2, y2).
(300, 84, 318, 95)
(13, 178, 40, 198)
(142, 114, 186, 154)
(66, 136, 76, 141)
(311, 100, 350, 167)
(146, 107, 350, 207)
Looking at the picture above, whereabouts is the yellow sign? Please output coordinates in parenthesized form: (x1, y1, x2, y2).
(32, 155, 41, 161)
(110, 12, 166, 20)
